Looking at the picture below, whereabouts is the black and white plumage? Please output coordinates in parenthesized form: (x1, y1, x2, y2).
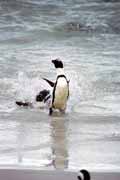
(36, 89, 50, 103)
(49, 59, 69, 115)
(15, 59, 69, 115)
(77, 169, 91, 180)
(16, 89, 51, 107)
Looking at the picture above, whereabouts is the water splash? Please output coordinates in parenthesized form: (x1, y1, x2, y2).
(15, 71, 52, 104)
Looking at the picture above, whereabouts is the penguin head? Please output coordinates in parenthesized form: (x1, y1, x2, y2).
(36, 89, 50, 102)
(52, 59, 63, 68)
(77, 169, 90, 180)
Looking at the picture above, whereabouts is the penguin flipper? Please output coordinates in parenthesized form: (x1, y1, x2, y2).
(43, 78, 54, 87)
(16, 101, 31, 107)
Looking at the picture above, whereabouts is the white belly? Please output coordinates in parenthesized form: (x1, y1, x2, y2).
(53, 78, 69, 110)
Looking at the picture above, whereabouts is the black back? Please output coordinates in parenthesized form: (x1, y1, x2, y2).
(36, 89, 50, 102)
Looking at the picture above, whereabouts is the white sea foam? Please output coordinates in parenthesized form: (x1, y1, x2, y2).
(15, 71, 52, 104)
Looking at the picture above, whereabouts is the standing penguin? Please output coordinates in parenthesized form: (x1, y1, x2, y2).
(49, 59, 69, 115)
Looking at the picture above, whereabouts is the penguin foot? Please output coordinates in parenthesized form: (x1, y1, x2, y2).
(49, 108, 53, 115)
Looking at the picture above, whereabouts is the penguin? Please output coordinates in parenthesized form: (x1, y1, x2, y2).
(77, 169, 91, 180)
(36, 89, 50, 102)
(16, 89, 51, 107)
(49, 59, 69, 115)
(16, 59, 69, 115)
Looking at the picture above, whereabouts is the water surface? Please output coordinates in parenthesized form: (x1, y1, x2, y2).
(0, 0, 120, 171)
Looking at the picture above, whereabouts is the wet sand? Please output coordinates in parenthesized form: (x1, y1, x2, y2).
(0, 111, 120, 170)
(0, 169, 120, 180)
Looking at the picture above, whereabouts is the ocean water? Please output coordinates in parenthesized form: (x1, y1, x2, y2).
(0, 0, 120, 171)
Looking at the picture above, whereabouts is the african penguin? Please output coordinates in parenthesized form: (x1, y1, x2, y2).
(16, 89, 50, 107)
(77, 169, 91, 180)
(49, 59, 69, 115)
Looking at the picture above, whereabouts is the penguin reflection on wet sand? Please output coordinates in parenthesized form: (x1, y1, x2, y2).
(49, 59, 69, 115)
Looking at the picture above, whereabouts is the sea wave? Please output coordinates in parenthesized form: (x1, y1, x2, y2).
(0, 0, 120, 35)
